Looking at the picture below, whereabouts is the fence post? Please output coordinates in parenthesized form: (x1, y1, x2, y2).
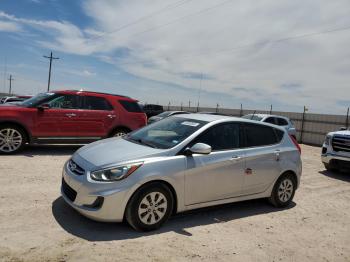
(269, 104, 272, 114)
(196, 101, 199, 112)
(188, 100, 191, 111)
(346, 107, 349, 129)
(240, 104, 243, 117)
(181, 102, 183, 111)
(300, 106, 307, 143)
(168, 101, 170, 111)
(216, 103, 219, 113)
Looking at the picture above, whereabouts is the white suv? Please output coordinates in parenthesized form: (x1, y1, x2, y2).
(242, 114, 297, 139)
(321, 128, 350, 172)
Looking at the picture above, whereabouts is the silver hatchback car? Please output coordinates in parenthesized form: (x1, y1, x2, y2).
(61, 114, 302, 231)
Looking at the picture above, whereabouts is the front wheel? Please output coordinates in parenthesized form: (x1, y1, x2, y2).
(269, 173, 296, 208)
(125, 183, 174, 231)
(0, 125, 26, 154)
(111, 128, 128, 137)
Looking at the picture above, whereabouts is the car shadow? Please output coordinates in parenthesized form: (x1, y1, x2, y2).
(20, 145, 82, 157)
(318, 169, 350, 182)
(52, 196, 296, 241)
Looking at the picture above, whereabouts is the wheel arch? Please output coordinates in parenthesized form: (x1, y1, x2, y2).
(279, 170, 298, 188)
(108, 125, 132, 137)
(125, 179, 178, 217)
(0, 120, 32, 143)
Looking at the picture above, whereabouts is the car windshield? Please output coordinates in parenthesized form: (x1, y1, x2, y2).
(21, 92, 56, 107)
(242, 114, 264, 121)
(125, 117, 207, 149)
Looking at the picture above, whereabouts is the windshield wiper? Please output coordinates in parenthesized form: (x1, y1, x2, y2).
(128, 137, 158, 148)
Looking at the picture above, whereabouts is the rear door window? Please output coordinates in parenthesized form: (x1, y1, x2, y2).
(276, 117, 288, 126)
(244, 123, 279, 147)
(192, 123, 240, 151)
(119, 100, 143, 112)
(82, 96, 113, 111)
(264, 117, 277, 124)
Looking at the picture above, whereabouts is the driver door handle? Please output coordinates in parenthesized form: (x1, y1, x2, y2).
(65, 113, 76, 117)
(107, 114, 116, 119)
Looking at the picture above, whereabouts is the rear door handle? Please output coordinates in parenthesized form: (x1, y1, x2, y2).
(65, 113, 76, 117)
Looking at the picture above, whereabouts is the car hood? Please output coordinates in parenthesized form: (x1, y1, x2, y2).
(74, 137, 167, 169)
(328, 130, 350, 136)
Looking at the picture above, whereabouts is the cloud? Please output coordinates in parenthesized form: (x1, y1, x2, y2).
(0, 21, 21, 32)
(1, 0, 350, 113)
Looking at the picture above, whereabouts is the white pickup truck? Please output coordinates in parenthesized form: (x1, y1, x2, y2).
(321, 129, 350, 172)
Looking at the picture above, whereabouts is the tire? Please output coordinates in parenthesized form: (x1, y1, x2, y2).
(324, 163, 336, 172)
(110, 128, 128, 138)
(0, 124, 26, 154)
(125, 183, 174, 231)
(268, 173, 296, 208)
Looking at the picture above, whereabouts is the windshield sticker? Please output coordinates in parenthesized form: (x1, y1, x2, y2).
(181, 121, 200, 127)
(172, 140, 178, 144)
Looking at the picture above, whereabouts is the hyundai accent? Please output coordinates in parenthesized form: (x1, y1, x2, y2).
(61, 114, 302, 231)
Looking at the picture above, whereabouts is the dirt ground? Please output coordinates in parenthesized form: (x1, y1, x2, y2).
(0, 144, 349, 262)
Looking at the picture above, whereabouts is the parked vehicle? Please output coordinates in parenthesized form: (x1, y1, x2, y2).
(242, 114, 297, 139)
(321, 128, 350, 172)
(0, 90, 146, 154)
(0, 95, 32, 104)
(142, 104, 164, 118)
(61, 114, 302, 231)
(148, 111, 189, 124)
(197, 111, 227, 116)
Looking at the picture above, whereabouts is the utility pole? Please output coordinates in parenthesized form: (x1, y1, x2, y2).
(43, 51, 59, 92)
(8, 74, 13, 94)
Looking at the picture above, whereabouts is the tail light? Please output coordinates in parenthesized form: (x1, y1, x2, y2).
(289, 135, 301, 154)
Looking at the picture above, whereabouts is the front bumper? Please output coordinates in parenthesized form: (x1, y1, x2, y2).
(61, 163, 131, 222)
(321, 152, 350, 164)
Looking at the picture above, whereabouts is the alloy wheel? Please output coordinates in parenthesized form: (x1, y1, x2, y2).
(0, 128, 23, 153)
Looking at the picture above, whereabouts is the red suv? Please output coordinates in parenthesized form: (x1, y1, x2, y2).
(0, 90, 147, 154)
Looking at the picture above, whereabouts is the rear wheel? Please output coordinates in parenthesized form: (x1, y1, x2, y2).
(111, 128, 129, 137)
(269, 173, 296, 207)
(125, 183, 174, 231)
(0, 125, 26, 154)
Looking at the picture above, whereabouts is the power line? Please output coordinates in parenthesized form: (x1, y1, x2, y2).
(116, 24, 350, 66)
(122, 0, 234, 40)
(43, 51, 59, 92)
(89, 0, 196, 41)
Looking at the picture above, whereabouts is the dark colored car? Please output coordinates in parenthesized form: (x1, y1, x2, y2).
(147, 111, 189, 124)
(0, 90, 147, 154)
(142, 104, 164, 118)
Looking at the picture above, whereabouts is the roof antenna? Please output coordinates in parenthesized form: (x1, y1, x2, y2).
(251, 110, 256, 119)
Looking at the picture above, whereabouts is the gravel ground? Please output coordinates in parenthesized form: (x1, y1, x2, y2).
(0, 144, 349, 262)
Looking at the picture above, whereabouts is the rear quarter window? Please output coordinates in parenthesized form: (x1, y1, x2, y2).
(244, 123, 279, 147)
(119, 100, 143, 113)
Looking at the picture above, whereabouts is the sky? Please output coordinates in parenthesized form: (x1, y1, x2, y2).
(0, 0, 349, 114)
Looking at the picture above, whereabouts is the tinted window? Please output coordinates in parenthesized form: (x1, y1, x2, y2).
(47, 95, 80, 109)
(119, 100, 143, 112)
(277, 118, 288, 126)
(264, 117, 276, 124)
(241, 114, 264, 121)
(83, 96, 112, 110)
(193, 123, 240, 151)
(244, 123, 278, 147)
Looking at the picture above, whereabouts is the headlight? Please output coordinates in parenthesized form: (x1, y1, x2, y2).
(324, 135, 331, 145)
(90, 163, 143, 181)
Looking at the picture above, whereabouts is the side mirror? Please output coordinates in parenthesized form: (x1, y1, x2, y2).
(37, 104, 50, 111)
(185, 143, 212, 156)
(339, 127, 347, 131)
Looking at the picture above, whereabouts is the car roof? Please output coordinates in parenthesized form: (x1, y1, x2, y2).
(51, 90, 137, 101)
(177, 113, 286, 131)
(244, 113, 290, 120)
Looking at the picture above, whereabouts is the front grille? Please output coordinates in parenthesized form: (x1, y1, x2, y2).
(68, 159, 85, 175)
(62, 178, 77, 202)
(332, 135, 350, 153)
